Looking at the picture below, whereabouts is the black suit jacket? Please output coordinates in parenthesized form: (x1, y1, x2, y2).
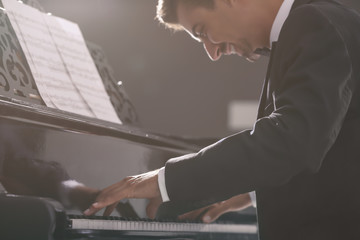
(164, 0, 360, 239)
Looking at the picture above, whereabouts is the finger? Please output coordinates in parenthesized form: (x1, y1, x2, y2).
(103, 202, 118, 216)
(178, 207, 209, 221)
(146, 197, 162, 219)
(83, 182, 131, 216)
(94, 189, 129, 210)
(84, 200, 119, 216)
(227, 193, 252, 210)
(202, 206, 226, 223)
(83, 202, 102, 216)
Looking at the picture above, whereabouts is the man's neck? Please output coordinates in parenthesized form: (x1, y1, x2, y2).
(269, 0, 295, 47)
(258, 0, 285, 48)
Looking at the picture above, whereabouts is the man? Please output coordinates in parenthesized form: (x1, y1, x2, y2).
(84, 0, 360, 239)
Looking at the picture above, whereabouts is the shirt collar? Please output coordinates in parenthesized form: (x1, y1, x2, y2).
(269, 0, 295, 48)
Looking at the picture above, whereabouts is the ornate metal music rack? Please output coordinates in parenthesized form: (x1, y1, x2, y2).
(0, 0, 138, 125)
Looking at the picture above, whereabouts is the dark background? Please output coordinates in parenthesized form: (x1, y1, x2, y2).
(37, 0, 360, 138)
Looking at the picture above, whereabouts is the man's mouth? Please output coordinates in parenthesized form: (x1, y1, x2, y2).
(221, 43, 260, 62)
(229, 44, 237, 55)
(223, 43, 238, 55)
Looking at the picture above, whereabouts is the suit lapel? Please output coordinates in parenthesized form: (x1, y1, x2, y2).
(256, 0, 315, 120)
(256, 42, 277, 119)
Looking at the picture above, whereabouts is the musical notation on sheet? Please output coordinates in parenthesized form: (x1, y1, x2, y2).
(2, 0, 122, 124)
(46, 16, 121, 123)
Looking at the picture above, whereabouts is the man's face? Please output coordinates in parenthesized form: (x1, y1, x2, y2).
(176, 0, 268, 62)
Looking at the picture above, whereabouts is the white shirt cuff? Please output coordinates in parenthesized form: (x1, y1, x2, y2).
(249, 191, 257, 208)
(158, 167, 170, 202)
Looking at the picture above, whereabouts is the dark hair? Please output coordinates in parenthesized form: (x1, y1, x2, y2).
(156, 0, 214, 30)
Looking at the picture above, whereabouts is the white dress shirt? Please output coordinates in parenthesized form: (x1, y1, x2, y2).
(158, 0, 295, 205)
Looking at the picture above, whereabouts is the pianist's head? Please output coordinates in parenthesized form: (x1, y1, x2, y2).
(156, 0, 280, 62)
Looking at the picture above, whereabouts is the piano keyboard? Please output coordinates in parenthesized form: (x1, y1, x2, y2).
(66, 215, 259, 239)
(69, 216, 257, 234)
(0, 194, 259, 240)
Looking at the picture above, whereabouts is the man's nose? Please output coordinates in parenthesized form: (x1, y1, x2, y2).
(203, 40, 221, 61)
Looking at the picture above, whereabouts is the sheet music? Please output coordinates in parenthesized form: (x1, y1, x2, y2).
(3, 0, 93, 116)
(3, 0, 122, 123)
(45, 16, 121, 123)
(3, 2, 56, 108)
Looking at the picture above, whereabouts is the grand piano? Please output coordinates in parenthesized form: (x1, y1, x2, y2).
(0, 1, 259, 239)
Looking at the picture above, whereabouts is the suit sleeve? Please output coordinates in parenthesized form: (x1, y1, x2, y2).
(164, 5, 355, 202)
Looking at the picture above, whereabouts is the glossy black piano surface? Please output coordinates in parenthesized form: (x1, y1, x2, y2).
(0, 97, 198, 214)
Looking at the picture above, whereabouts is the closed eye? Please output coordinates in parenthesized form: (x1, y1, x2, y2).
(198, 26, 206, 38)
(192, 24, 206, 40)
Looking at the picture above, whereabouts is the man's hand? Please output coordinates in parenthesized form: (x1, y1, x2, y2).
(178, 193, 252, 223)
(66, 184, 100, 211)
(83, 169, 162, 217)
